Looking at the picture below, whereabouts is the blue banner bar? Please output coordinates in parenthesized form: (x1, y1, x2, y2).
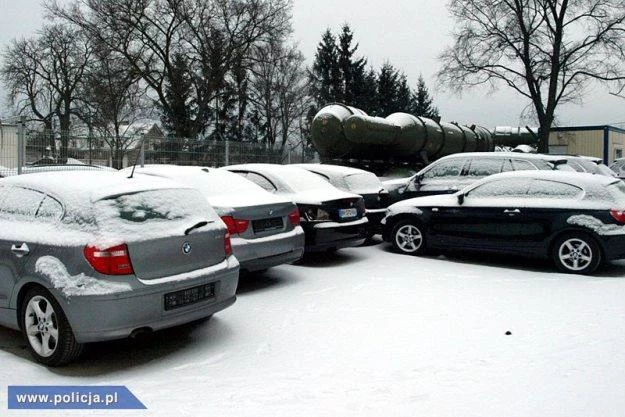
(8, 385, 146, 409)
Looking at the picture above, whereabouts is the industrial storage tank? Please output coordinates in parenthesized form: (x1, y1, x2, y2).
(311, 103, 536, 166)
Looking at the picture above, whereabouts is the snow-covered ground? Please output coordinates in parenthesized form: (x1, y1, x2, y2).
(3, 239, 625, 417)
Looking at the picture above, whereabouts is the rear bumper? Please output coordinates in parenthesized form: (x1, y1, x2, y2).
(233, 227, 305, 271)
(303, 217, 368, 252)
(56, 257, 240, 343)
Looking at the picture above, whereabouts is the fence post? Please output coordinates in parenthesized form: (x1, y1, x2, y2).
(17, 116, 26, 175)
(225, 137, 229, 166)
(140, 139, 145, 167)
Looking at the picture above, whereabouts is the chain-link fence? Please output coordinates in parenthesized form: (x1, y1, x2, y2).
(1, 125, 317, 176)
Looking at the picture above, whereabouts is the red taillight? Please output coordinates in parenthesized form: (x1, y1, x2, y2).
(288, 207, 301, 226)
(610, 208, 625, 224)
(220, 216, 249, 234)
(83, 244, 134, 275)
(224, 232, 233, 257)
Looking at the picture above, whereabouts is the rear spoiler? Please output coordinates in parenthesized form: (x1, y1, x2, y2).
(549, 159, 569, 167)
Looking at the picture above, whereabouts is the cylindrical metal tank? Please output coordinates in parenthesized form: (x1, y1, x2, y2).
(310, 104, 537, 163)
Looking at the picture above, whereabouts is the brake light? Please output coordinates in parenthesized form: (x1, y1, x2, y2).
(224, 232, 233, 257)
(220, 216, 250, 234)
(84, 244, 134, 275)
(610, 208, 625, 224)
(288, 208, 301, 226)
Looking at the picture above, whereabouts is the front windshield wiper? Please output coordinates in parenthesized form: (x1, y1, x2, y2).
(185, 221, 211, 235)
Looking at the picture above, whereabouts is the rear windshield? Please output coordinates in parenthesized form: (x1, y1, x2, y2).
(173, 169, 269, 197)
(94, 188, 215, 239)
(279, 168, 339, 192)
(344, 172, 383, 193)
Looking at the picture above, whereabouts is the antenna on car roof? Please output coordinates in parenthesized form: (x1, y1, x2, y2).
(127, 137, 146, 179)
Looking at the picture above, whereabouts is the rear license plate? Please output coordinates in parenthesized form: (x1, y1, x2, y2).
(252, 217, 283, 233)
(164, 283, 215, 311)
(338, 208, 358, 219)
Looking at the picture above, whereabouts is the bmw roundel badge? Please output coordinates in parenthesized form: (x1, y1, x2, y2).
(182, 242, 192, 255)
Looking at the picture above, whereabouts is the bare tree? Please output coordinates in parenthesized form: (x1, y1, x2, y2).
(47, 0, 292, 140)
(1, 24, 92, 160)
(437, 0, 625, 152)
(248, 40, 309, 151)
(78, 44, 146, 169)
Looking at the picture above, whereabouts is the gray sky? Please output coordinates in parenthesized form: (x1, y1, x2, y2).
(1, 0, 623, 128)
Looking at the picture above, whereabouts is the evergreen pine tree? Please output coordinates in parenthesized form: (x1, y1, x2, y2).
(310, 29, 341, 107)
(337, 24, 367, 105)
(376, 63, 399, 116)
(412, 75, 440, 119)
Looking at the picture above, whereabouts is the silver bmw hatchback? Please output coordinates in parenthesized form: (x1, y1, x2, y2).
(125, 165, 305, 272)
(0, 171, 239, 365)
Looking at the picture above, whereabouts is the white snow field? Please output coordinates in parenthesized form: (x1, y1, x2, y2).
(3, 240, 625, 417)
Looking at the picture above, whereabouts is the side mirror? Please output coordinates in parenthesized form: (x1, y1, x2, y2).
(457, 193, 465, 205)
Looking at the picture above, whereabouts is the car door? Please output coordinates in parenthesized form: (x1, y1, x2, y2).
(0, 186, 48, 309)
(427, 178, 533, 252)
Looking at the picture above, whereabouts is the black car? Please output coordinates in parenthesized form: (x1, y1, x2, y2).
(223, 164, 368, 252)
(383, 152, 570, 203)
(295, 164, 389, 237)
(382, 171, 625, 274)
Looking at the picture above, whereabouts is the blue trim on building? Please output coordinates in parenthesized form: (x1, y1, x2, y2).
(604, 127, 610, 164)
(551, 125, 625, 135)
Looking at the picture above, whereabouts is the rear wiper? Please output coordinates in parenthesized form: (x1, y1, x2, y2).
(185, 221, 210, 235)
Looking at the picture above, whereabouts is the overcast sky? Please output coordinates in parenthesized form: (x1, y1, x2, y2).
(1, 0, 623, 128)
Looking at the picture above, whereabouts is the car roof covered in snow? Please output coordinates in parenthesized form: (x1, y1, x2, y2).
(440, 152, 568, 162)
(294, 163, 376, 177)
(121, 164, 294, 208)
(0, 170, 194, 204)
(469, 169, 620, 189)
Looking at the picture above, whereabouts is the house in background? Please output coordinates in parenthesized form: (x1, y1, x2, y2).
(549, 125, 625, 164)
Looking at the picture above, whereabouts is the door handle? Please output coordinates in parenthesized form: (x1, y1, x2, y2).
(11, 243, 30, 258)
(503, 209, 521, 215)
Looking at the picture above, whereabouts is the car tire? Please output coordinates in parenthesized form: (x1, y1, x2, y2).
(391, 219, 427, 255)
(552, 232, 601, 275)
(20, 287, 83, 366)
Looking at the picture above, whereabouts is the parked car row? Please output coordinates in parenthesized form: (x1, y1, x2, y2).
(2, 153, 625, 366)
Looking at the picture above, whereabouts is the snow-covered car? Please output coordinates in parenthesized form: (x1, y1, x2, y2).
(383, 152, 571, 203)
(382, 170, 625, 274)
(294, 164, 390, 237)
(0, 171, 239, 365)
(609, 158, 625, 179)
(555, 155, 617, 177)
(124, 165, 305, 272)
(0, 163, 116, 177)
(223, 164, 368, 252)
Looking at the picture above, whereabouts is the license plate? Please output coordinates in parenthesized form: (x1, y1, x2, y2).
(164, 283, 215, 311)
(252, 217, 283, 233)
(338, 208, 358, 219)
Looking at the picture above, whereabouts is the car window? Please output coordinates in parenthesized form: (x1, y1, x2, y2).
(566, 161, 585, 172)
(526, 180, 583, 199)
(465, 158, 503, 177)
(0, 186, 46, 219)
(501, 159, 513, 172)
(466, 178, 530, 198)
(36, 196, 64, 221)
(511, 159, 538, 171)
(422, 159, 465, 179)
(243, 172, 278, 192)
